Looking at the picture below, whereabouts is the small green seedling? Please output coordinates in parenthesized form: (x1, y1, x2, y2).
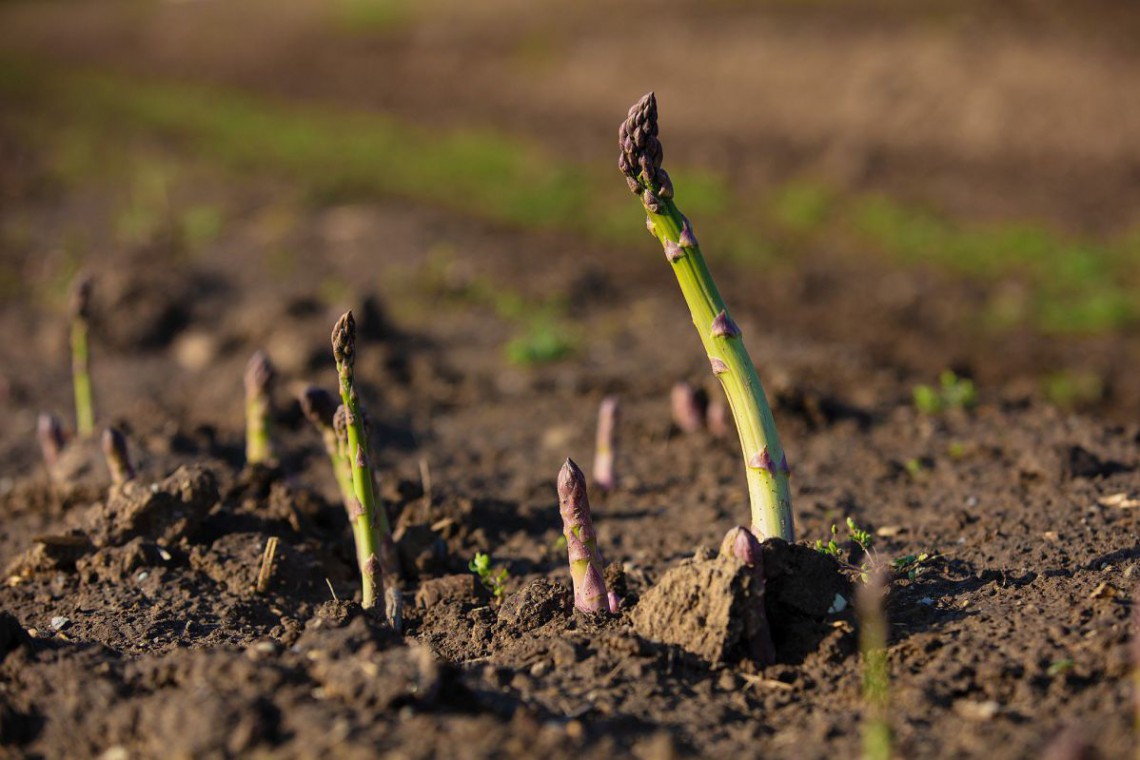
(469, 552, 509, 598)
(889, 552, 931, 582)
(69, 273, 95, 437)
(913, 370, 977, 415)
(817, 518, 931, 583)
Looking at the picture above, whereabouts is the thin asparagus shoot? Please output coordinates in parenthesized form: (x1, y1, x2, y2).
(69, 274, 95, 437)
(720, 525, 775, 665)
(857, 571, 891, 760)
(37, 412, 66, 469)
(620, 93, 794, 541)
(1132, 584, 1140, 760)
(331, 311, 384, 611)
(244, 350, 276, 465)
(101, 427, 136, 485)
(557, 458, 612, 613)
(671, 381, 704, 434)
(593, 395, 619, 491)
(300, 386, 356, 509)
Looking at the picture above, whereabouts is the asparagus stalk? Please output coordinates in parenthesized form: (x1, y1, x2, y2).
(300, 386, 356, 508)
(69, 274, 95, 437)
(593, 395, 619, 491)
(331, 311, 385, 611)
(37, 412, 66, 469)
(101, 427, 136, 485)
(720, 525, 775, 665)
(857, 571, 891, 760)
(619, 92, 794, 541)
(557, 458, 611, 613)
(244, 351, 276, 465)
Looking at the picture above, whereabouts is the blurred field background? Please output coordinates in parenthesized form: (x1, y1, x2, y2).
(2, 0, 1139, 415)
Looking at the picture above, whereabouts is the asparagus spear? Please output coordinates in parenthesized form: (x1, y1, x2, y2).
(557, 458, 611, 613)
(332, 311, 385, 611)
(670, 381, 704, 434)
(593, 395, 619, 491)
(720, 525, 775, 665)
(244, 350, 276, 465)
(101, 427, 136, 485)
(69, 274, 95, 437)
(300, 386, 356, 509)
(857, 571, 891, 760)
(619, 92, 794, 541)
(37, 412, 66, 468)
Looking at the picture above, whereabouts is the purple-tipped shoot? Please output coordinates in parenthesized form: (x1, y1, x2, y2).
(671, 382, 704, 434)
(300, 386, 356, 510)
(244, 350, 276, 465)
(593, 395, 619, 491)
(37, 412, 66, 469)
(69, 273, 95, 437)
(620, 93, 794, 541)
(557, 458, 611, 613)
(101, 427, 136, 485)
(720, 525, 775, 665)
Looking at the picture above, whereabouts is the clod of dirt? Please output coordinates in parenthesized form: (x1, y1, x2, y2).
(762, 540, 852, 663)
(496, 578, 572, 635)
(631, 550, 754, 665)
(85, 465, 219, 546)
(5, 531, 93, 578)
(395, 523, 449, 580)
(0, 611, 30, 662)
(75, 537, 172, 583)
(48, 436, 108, 489)
(414, 574, 486, 608)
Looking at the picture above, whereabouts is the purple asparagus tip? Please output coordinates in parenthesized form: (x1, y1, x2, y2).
(299, 386, 338, 429)
(710, 310, 742, 340)
(69, 273, 93, 321)
(332, 310, 356, 368)
(558, 457, 611, 614)
(101, 427, 136, 484)
(721, 525, 763, 567)
(671, 382, 704, 434)
(244, 350, 276, 398)
(618, 92, 665, 198)
(607, 591, 622, 613)
(37, 412, 66, 467)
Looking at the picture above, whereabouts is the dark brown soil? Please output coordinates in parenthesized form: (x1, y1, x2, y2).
(2, 3, 1140, 758)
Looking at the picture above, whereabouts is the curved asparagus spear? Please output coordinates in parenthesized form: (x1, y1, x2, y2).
(557, 458, 610, 613)
(69, 274, 95, 437)
(332, 311, 383, 610)
(619, 92, 794, 541)
(244, 350, 275, 465)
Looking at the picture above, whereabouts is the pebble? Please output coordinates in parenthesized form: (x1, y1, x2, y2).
(530, 660, 550, 677)
(50, 616, 69, 631)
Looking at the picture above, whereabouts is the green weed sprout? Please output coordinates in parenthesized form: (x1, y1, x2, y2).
(857, 571, 891, 760)
(620, 93, 793, 541)
(101, 427, 135, 485)
(913, 370, 976, 415)
(468, 552, 509, 598)
(69, 274, 95, 437)
(816, 518, 930, 584)
(593, 395, 619, 491)
(37, 412, 66, 469)
(299, 386, 356, 510)
(331, 311, 384, 610)
(244, 350, 276, 465)
(557, 458, 613, 613)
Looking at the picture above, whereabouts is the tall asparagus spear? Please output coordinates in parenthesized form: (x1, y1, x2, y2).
(69, 274, 95, 437)
(244, 351, 276, 465)
(619, 93, 794, 541)
(331, 311, 384, 610)
(557, 458, 611, 613)
(101, 427, 136, 485)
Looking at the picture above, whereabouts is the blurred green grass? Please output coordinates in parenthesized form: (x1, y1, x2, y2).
(2, 58, 1137, 335)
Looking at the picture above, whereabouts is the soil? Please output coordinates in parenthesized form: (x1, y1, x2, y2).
(1, 3, 1140, 758)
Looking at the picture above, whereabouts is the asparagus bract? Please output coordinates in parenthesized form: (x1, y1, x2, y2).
(619, 92, 794, 541)
(101, 427, 136, 485)
(593, 395, 619, 491)
(69, 274, 95, 437)
(332, 311, 384, 610)
(557, 458, 610, 613)
(244, 351, 276, 465)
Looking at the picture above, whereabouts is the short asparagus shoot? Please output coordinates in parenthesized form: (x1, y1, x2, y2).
(101, 427, 136, 485)
(557, 458, 613, 613)
(244, 350, 276, 465)
(670, 381, 704, 434)
(37, 412, 66, 469)
(69, 274, 95, 437)
(857, 571, 891, 760)
(593, 395, 619, 491)
(300, 386, 356, 510)
(720, 525, 775, 665)
(620, 93, 794, 541)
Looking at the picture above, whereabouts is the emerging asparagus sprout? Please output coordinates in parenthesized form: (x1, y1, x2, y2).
(101, 427, 136, 485)
(619, 92, 794, 541)
(557, 458, 615, 614)
(37, 412, 66, 469)
(299, 386, 356, 510)
(670, 381, 704, 434)
(69, 274, 95, 437)
(593, 395, 619, 491)
(719, 525, 775, 665)
(244, 350, 276, 465)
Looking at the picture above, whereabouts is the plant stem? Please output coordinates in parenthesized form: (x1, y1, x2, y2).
(332, 311, 383, 610)
(244, 351, 275, 464)
(300, 386, 357, 510)
(619, 92, 794, 541)
(557, 458, 610, 613)
(69, 275, 95, 437)
(857, 572, 891, 760)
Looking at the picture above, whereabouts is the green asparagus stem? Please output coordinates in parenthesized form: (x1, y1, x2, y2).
(69, 274, 95, 437)
(244, 351, 276, 465)
(101, 427, 136, 485)
(857, 572, 891, 760)
(332, 311, 384, 610)
(557, 458, 611, 613)
(37, 412, 66, 468)
(619, 92, 794, 541)
(300, 386, 356, 509)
